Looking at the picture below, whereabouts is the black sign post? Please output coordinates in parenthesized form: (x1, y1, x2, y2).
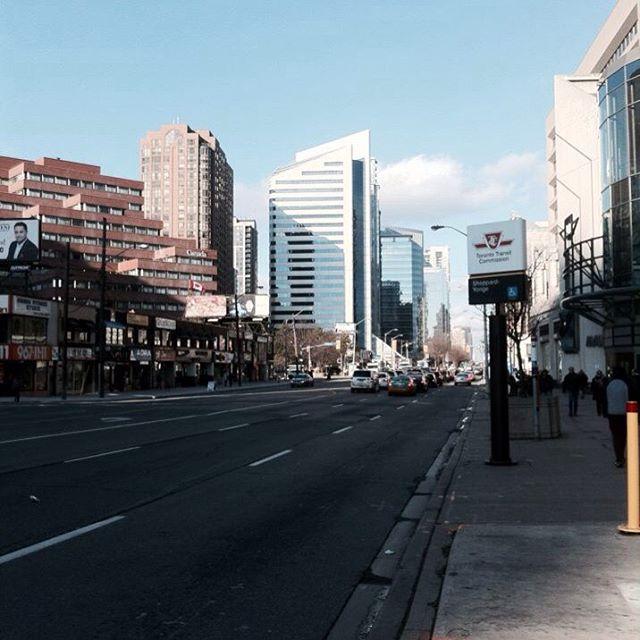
(468, 272, 528, 305)
(487, 305, 515, 465)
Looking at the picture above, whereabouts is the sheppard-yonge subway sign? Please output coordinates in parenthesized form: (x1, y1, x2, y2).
(467, 218, 527, 304)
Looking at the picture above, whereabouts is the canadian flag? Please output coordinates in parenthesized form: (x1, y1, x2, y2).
(189, 279, 204, 293)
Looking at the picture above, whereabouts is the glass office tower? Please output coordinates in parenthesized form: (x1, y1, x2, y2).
(380, 227, 424, 355)
(268, 131, 380, 350)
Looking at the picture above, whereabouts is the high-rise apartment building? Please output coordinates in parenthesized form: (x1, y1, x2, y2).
(139, 123, 234, 292)
(268, 131, 380, 350)
(380, 227, 424, 356)
(234, 218, 257, 294)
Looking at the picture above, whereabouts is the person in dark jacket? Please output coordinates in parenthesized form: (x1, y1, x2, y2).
(604, 367, 629, 467)
(562, 367, 581, 417)
(11, 376, 21, 403)
(539, 370, 555, 395)
(591, 370, 606, 416)
(577, 369, 589, 398)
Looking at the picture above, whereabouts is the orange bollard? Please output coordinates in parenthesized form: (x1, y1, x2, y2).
(619, 400, 640, 534)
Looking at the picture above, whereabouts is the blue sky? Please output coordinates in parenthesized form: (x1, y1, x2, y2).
(1, 0, 614, 339)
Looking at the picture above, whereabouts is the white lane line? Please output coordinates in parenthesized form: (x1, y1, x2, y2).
(333, 426, 353, 434)
(396, 405, 406, 410)
(100, 417, 132, 423)
(64, 446, 140, 464)
(332, 403, 344, 408)
(289, 412, 308, 418)
(0, 516, 125, 566)
(218, 423, 250, 432)
(411, 399, 418, 404)
(370, 415, 382, 421)
(0, 397, 331, 445)
(248, 449, 292, 467)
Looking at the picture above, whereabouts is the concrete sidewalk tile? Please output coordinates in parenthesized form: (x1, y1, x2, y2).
(432, 523, 640, 639)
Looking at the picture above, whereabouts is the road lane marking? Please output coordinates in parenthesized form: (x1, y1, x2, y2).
(289, 412, 308, 418)
(100, 417, 132, 423)
(0, 516, 125, 566)
(332, 403, 344, 408)
(248, 449, 292, 467)
(370, 415, 382, 421)
(396, 405, 406, 410)
(64, 446, 140, 463)
(0, 397, 332, 445)
(333, 426, 353, 434)
(411, 400, 418, 404)
(218, 423, 250, 432)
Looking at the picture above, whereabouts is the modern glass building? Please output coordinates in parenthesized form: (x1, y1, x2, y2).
(268, 131, 380, 350)
(380, 227, 424, 355)
(599, 57, 640, 287)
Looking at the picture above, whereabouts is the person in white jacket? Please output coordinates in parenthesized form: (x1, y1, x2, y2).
(605, 368, 629, 468)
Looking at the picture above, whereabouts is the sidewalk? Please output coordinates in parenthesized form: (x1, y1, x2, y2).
(0, 379, 290, 403)
(403, 394, 640, 639)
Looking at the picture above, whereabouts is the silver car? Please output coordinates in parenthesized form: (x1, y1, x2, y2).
(350, 370, 379, 393)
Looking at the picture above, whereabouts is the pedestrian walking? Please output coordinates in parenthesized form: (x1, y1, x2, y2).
(604, 367, 629, 467)
(577, 369, 589, 399)
(11, 376, 21, 403)
(591, 370, 606, 416)
(562, 366, 581, 417)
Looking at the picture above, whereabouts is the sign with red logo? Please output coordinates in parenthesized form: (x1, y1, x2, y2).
(0, 344, 52, 360)
(467, 219, 526, 277)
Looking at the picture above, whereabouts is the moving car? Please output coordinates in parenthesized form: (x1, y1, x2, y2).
(351, 370, 379, 393)
(377, 371, 390, 389)
(407, 369, 427, 392)
(388, 375, 417, 396)
(290, 373, 314, 388)
(454, 371, 474, 386)
(424, 372, 438, 389)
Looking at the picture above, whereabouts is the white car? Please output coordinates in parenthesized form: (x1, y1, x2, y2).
(351, 370, 379, 393)
(377, 372, 390, 389)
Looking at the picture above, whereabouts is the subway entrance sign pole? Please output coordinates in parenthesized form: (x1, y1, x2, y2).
(467, 218, 528, 466)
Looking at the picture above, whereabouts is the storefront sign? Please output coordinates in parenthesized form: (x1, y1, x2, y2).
(184, 295, 227, 319)
(0, 344, 52, 360)
(155, 347, 176, 361)
(187, 249, 207, 257)
(53, 346, 94, 360)
(13, 296, 51, 318)
(127, 313, 149, 327)
(468, 272, 528, 305)
(176, 348, 212, 362)
(257, 336, 268, 343)
(214, 351, 234, 363)
(155, 317, 176, 330)
(467, 218, 527, 276)
(130, 347, 152, 362)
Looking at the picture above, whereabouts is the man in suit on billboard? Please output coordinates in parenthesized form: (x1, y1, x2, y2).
(7, 222, 39, 262)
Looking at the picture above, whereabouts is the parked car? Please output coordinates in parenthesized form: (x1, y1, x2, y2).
(351, 370, 379, 393)
(290, 373, 314, 388)
(454, 371, 474, 386)
(388, 375, 417, 396)
(377, 371, 390, 389)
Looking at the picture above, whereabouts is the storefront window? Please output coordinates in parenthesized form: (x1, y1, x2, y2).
(10, 316, 47, 343)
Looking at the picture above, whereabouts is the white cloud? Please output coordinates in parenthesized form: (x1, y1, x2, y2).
(378, 151, 545, 223)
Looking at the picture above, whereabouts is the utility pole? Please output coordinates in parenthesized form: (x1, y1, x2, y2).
(98, 217, 107, 398)
(292, 315, 299, 372)
(61, 242, 71, 400)
(234, 291, 242, 386)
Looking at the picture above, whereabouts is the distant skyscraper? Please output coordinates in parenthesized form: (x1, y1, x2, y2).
(268, 130, 380, 350)
(380, 227, 424, 355)
(424, 265, 450, 341)
(139, 123, 234, 292)
(234, 218, 257, 294)
(424, 245, 450, 277)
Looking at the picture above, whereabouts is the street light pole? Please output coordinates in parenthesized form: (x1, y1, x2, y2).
(61, 242, 71, 400)
(98, 217, 107, 398)
(234, 291, 242, 387)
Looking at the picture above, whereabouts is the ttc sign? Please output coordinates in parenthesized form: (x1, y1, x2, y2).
(467, 218, 527, 276)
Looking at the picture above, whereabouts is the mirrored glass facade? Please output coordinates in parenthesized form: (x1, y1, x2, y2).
(599, 57, 640, 286)
(380, 228, 424, 353)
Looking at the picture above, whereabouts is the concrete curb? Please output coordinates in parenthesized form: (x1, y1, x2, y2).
(325, 391, 479, 640)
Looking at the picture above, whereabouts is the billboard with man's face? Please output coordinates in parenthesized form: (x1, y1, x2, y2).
(0, 219, 41, 265)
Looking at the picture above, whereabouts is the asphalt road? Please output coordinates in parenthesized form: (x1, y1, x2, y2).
(0, 381, 474, 639)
